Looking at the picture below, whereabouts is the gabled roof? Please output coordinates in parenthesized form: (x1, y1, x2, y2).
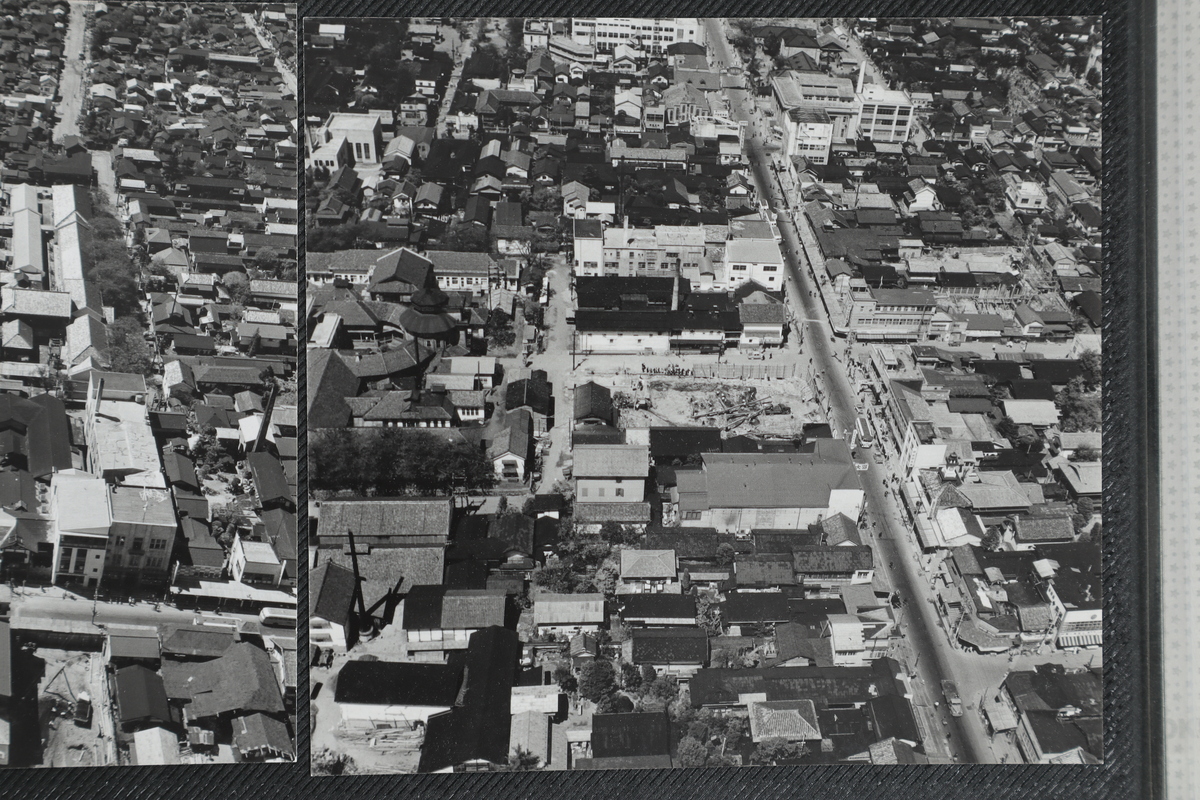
(114, 665, 175, 726)
(684, 441, 859, 511)
(533, 592, 605, 625)
(402, 585, 507, 630)
(688, 659, 906, 708)
(573, 444, 649, 478)
(505, 374, 553, 416)
(318, 497, 452, 546)
(573, 380, 614, 423)
(418, 627, 521, 772)
(721, 592, 792, 624)
(163, 643, 285, 719)
(792, 546, 873, 574)
(309, 560, 357, 625)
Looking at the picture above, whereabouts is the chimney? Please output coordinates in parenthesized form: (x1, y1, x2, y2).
(671, 274, 680, 311)
(856, 60, 866, 95)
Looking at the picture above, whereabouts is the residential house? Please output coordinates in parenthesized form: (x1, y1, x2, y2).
(402, 586, 508, 658)
(618, 549, 678, 593)
(622, 628, 709, 681)
(309, 560, 357, 654)
(532, 592, 606, 637)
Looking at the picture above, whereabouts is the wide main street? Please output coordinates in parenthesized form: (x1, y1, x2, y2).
(2, 585, 263, 632)
(704, 19, 991, 763)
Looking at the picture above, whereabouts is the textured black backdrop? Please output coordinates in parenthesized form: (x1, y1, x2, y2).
(0, 1, 1156, 798)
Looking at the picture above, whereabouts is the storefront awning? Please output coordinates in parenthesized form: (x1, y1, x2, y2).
(983, 698, 1018, 732)
(957, 616, 1016, 653)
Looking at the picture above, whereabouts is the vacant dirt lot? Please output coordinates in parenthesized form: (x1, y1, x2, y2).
(37, 650, 100, 768)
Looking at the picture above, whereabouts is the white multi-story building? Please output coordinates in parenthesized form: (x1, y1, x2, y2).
(1003, 173, 1049, 213)
(855, 84, 915, 144)
(570, 17, 705, 56)
(772, 70, 859, 143)
(782, 106, 834, 164)
(312, 112, 383, 165)
(598, 223, 708, 281)
(724, 237, 785, 290)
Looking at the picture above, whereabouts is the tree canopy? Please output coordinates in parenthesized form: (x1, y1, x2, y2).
(107, 316, 155, 376)
(1057, 376, 1102, 432)
(309, 428, 496, 496)
(578, 659, 617, 703)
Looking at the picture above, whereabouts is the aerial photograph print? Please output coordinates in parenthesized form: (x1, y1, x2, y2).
(0, 1, 299, 769)
(304, 15, 1102, 774)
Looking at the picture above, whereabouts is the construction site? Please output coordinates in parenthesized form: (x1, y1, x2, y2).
(610, 373, 825, 438)
(34, 648, 106, 768)
(310, 653, 424, 775)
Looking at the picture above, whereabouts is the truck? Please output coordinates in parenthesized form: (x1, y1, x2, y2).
(73, 691, 93, 727)
(941, 680, 963, 717)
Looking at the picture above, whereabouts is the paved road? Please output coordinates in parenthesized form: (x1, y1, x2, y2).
(706, 18, 988, 763)
(92, 148, 116, 208)
(527, 257, 574, 494)
(435, 31, 475, 137)
(7, 588, 260, 630)
(52, 1, 92, 144)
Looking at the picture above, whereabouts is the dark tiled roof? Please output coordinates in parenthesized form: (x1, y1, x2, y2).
(591, 711, 673, 758)
(619, 593, 697, 621)
(309, 560, 356, 625)
(334, 660, 462, 706)
(418, 627, 520, 772)
(629, 628, 708, 664)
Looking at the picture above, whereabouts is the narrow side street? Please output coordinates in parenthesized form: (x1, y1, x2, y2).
(244, 12, 296, 97)
(51, 0, 93, 143)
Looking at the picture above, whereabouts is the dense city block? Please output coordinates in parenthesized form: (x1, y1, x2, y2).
(1, 1, 298, 769)
(305, 16, 1101, 773)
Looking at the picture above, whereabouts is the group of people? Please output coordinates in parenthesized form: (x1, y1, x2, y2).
(640, 363, 693, 376)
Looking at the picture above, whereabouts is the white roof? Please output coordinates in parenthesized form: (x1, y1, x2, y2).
(725, 238, 784, 265)
(240, 539, 280, 566)
(54, 472, 112, 534)
(326, 112, 381, 132)
(533, 592, 605, 625)
(1001, 399, 1061, 427)
(510, 685, 564, 715)
(10, 184, 43, 276)
(1, 287, 72, 318)
(654, 225, 706, 246)
(133, 727, 181, 766)
(857, 83, 913, 106)
(52, 184, 89, 311)
(90, 398, 166, 488)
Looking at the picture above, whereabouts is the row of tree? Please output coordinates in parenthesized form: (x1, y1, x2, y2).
(309, 428, 496, 496)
